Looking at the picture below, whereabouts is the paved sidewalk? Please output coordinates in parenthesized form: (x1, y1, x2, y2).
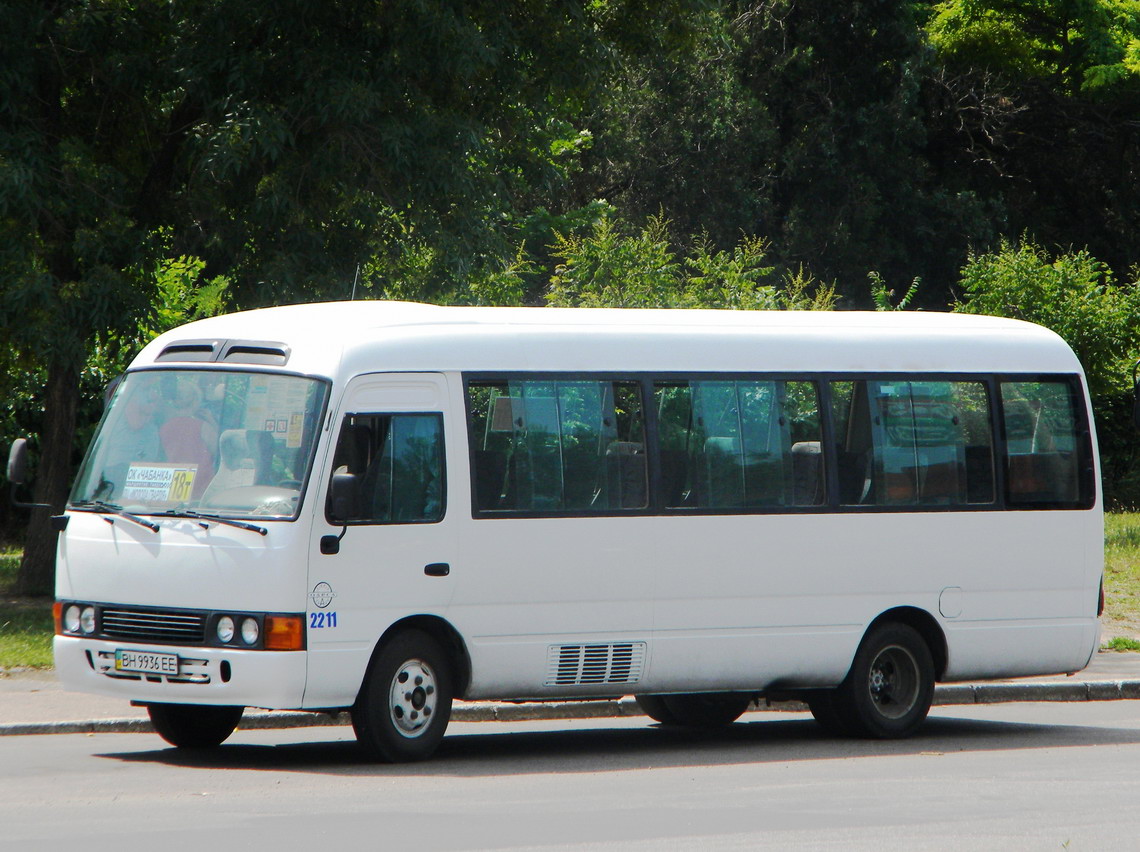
(4, 652, 1140, 737)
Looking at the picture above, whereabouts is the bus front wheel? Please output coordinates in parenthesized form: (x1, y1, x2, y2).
(352, 629, 453, 762)
(147, 703, 244, 748)
(836, 622, 934, 739)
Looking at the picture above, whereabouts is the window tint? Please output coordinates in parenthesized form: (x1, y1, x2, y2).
(468, 380, 647, 512)
(654, 379, 824, 509)
(831, 380, 995, 507)
(1001, 381, 1086, 505)
(327, 413, 444, 524)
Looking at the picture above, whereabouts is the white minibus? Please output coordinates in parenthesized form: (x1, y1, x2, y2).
(32, 302, 1102, 760)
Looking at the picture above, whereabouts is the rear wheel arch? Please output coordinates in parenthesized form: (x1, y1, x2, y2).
(866, 606, 947, 681)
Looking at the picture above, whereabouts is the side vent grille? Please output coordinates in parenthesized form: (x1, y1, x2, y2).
(545, 642, 646, 687)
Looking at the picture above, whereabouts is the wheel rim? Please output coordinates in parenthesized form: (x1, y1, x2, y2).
(865, 644, 920, 720)
(388, 658, 438, 738)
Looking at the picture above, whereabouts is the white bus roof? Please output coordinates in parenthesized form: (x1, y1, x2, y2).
(135, 301, 1083, 378)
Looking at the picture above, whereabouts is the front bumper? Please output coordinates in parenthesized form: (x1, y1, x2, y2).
(54, 635, 307, 709)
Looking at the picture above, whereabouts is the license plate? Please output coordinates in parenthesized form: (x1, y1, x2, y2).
(114, 649, 180, 675)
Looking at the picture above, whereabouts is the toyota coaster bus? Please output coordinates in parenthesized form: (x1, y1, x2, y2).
(23, 302, 1102, 761)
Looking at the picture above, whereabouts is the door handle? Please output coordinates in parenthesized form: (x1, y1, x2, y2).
(424, 562, 450, 577)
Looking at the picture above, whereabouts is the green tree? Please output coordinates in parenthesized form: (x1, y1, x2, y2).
(734, 0, 984, 303)
(0, 0, 705, 592)
(924, 0, 1140, 282)
(546, 213, 836, 309)
(952, 237, 1140, 503)
(928, 0, 1140, 96)
(572, 5, 776, 253)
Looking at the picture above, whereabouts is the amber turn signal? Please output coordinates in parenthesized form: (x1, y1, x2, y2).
(264, 615, 305, 650)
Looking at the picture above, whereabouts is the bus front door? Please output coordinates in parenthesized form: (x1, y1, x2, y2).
(302, 372, 459, 709)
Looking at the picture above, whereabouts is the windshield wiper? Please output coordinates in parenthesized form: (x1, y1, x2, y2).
(71, 500, 160, 533)
(160, 508, 268, 537)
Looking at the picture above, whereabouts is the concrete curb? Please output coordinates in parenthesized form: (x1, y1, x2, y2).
(4, 681, 1140, 737)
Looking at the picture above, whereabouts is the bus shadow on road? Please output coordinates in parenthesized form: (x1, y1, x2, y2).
(97, 709, 1140, 777)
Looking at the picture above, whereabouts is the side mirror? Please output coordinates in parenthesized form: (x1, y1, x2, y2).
(321, 472, 359, 555)
(7, 438, 50, 510)
(7, 438, 28, 485)
(327, 472, 359, 524)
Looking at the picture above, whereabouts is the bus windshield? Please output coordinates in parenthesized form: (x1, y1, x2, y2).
(70, 370, 328, 519)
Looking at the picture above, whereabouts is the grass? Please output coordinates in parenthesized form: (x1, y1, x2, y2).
(1101, 511, 1140, 648)
(0, 547, 54, 669)
(2, 513, 1140, 668)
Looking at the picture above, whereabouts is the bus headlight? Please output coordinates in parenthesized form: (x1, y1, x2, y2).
(241, 617, 259, 645)
(79, 606, 96, 635)
(216, 616, 235, 644)
(64, 605, 81, 634)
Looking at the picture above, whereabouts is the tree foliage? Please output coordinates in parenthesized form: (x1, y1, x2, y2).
(6, 0, 1140, 577)
(0, 0, 706, 590)
(547, 214, 836, 310)
(953, 238, 1140, 505)
(923, 0, 1140, 278)
(953, 237, 1140, 398)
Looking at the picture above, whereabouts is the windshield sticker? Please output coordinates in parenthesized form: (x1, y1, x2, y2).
(245, 376, 311, 447)
(123, 464, 197, 504)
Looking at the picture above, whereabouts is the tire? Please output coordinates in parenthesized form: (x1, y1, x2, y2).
(659, 693, 752, 727)
(836, 622, 935, 739)
(634, 694, 681, 725)
(147, 703, 244, 749)
(806, 690, 853, 737)
(352, 629, 453, 762)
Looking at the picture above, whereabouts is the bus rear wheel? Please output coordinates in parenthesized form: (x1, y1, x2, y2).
(836, 622, 934, 739)
(643, 693, 751, 727)
(147, 703, 244, 748)
(352, 629, 453, 762)
(634, 694, 680, 725)
(806, 690, 853, 737)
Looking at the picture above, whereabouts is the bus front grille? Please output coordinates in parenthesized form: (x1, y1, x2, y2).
(100, 608, 206, 645)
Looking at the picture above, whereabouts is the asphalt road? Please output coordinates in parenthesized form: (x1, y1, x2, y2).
(4, 701, 1140, 851)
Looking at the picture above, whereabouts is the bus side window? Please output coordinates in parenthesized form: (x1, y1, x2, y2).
(467, 379, 647, 513)
(832, 379, 995, 508)
(1000, 381, 1085, 506)
(655, 379, 823, 510)
(326, 413, 444, 524)
(831, 381, 872, 505)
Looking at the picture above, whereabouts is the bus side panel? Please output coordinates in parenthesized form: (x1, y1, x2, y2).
(647, 513, 916, 692)
(453, 516, 655, 700)
(647, 510, 1100, 691)
(940, 509, 1101, 680)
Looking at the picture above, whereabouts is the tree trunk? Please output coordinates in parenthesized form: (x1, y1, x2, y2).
(16, 360, 80, 597)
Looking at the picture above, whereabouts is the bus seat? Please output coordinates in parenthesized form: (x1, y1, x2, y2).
(474, 450, 507, 510)
(703, 437, 742, 507)
(245, 429, 275, 485)
(659, 450, 690, 507)
(791, 441, 823, 506)
(605, 441, 647, 509)
(1009, 452, 1076, 502)
(332, 423, 371, 476)
(964, 445, 996, 503)
(202, 429, 257, 500)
